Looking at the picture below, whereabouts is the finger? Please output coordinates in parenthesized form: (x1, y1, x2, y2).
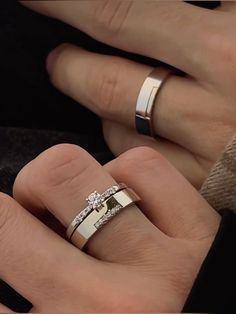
(46, 43, 234, 163)
(13, 144, 165, 264)
(21, 0, 219, 78)
(104, 146, 220, 239)
(0, 193, 90, 308)
(103, 120, 209, 188)
(0, 304, 14, 313)
(46, 44, 151, 129)
(217, 2, 236, 13)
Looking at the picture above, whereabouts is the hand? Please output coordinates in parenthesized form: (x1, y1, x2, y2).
(0, 145, 219, 312)
(21, 1, 236, 188)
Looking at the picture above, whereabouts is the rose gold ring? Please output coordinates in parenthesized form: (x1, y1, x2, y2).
(135, 67, 173, 137)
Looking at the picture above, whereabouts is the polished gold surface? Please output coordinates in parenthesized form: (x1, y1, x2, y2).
(135, 67, 173, 136)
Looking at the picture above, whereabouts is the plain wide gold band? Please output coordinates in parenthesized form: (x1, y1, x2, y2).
(135, 67, 173, 137)
(70, 188, 140, 250)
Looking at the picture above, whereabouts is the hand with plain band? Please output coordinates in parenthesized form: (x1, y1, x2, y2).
(0, 144, 219, 312)
(20, 1, 236, 188)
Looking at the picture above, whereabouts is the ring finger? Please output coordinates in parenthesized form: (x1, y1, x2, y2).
(13, 144, 219, 260)
(13, 144, 165, 263)
(46, 44, 233, 161)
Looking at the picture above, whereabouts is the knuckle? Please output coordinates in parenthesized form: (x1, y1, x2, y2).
(207, 30, 236, 78)
(31, 144, 94, 191)
(117, 146, 167, 174)
(89, 58, 123, 119)
(93, 0, 133, 37)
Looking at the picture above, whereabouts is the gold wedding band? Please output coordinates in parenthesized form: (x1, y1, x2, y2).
(67, 184, 140, 250)
(135, 67, 173, 137)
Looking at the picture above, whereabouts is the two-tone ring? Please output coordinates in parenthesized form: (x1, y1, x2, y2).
(67, 184, 140, 250)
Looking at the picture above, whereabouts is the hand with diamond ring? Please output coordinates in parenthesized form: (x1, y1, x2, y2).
(20, 1, 236, 188)
(0, 144, 219, 312)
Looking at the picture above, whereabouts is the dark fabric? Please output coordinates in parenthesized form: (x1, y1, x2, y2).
(0, 0, 228, 312)
(0, 127, 113, 196)
(183, 210, 236, 313)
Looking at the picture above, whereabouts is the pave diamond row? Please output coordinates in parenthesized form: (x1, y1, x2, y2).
(73, 185, 123, 226)
(74, 205, 92, 225)
(101, 185, 120, 199)
(94, 204, 122, 229)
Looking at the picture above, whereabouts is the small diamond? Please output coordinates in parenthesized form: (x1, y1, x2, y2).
(86, 191, 103, 210)
(75, 217, 82, 223)
(102, 192, 109, 198)
(84, 207, 90, 214)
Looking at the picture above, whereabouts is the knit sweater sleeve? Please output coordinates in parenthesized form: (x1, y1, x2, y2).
(201, 133, 236, 212)
(183, 135, 236, 312)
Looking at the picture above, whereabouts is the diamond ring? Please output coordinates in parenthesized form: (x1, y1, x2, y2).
(67, 184, 140, 250)
(66, 183, 127, 239)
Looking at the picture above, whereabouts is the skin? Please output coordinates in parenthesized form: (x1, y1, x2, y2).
(0, 1, 232, 311)
(20, 0, 236, 188)
(0, 144, 219, 312)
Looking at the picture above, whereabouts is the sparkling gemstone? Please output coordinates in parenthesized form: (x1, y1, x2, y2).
(86, 191, 103, 210)
(75, 217, 82, 223)
(112, 185, 118, 192)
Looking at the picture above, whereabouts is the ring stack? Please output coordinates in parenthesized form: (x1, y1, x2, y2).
(67, 183, 140, 250)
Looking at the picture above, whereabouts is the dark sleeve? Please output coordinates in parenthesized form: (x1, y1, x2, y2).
(183, 210, 236, 313)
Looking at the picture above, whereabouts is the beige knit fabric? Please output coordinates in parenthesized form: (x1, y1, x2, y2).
(201, 134, 236, 213)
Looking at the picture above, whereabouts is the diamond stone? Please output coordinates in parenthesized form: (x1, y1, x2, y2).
(112, 185, 119, 192)
(86, 191, 103, 210)
(75, 217, 82, 224)
(84, 207, 90, 214)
